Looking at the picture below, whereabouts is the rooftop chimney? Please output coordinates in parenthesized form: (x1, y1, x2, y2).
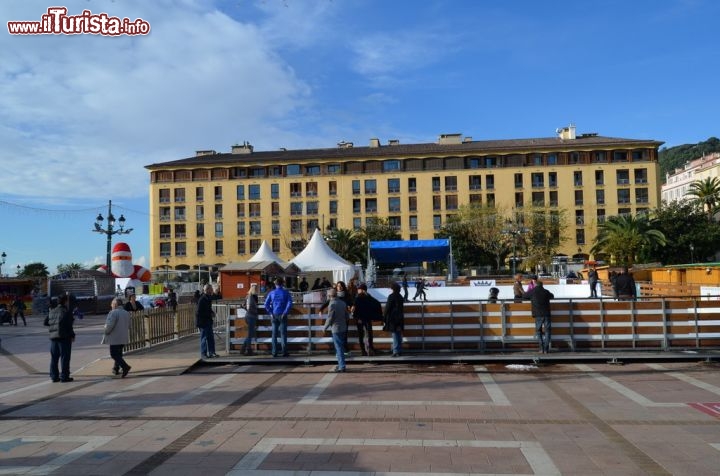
(231, 141, 254, 154)
(195, 150, 217, 157)
(388, 139, 400, 146)
(438, 133, 463, 145)
(369, 138, 380, 148)
(337, 141, 354, 149)
(556, 124, 576, 140)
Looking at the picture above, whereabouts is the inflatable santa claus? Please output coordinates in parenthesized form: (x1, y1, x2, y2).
(99, 242, 151, 290)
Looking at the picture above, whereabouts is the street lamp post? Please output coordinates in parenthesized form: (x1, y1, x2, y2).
(503, 222, 528, 276)
(16, 265, 20, 277)
(92, 200, 133, 275)
(690, 244, 695, 264)
(165, 258, 170, 286)
(0, 252, 5, 277)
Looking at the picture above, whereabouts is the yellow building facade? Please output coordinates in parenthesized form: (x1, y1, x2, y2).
(145, 126, 663, 272)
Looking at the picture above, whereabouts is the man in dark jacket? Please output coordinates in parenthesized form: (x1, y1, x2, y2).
(45, 295, 75, 382)
(196, 284, 218, 358)
(384, 282, 405, 357)
(613, 267, 637, 301)
(522, 281, 554, 354)
(352, 283, 381, 356)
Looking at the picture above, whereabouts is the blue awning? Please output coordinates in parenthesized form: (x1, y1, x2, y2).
(369, 239, 450, 263)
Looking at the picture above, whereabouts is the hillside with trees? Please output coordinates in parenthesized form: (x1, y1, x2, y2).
(658, 136, 720, 181)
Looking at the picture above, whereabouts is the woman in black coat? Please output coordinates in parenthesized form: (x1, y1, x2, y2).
(383, 282, 405, 357)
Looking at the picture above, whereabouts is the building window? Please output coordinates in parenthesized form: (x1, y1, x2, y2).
(365, 179, 377, 194)
(291, 220, 302, 234)
(569, 152, 580, 164)
(328, 218, 337, 230)
(576, 229, 585, 245)
(408, 177, 417, 192)
(634, 168, 648, 184)
(248, 166, 265, 178)
(214, 204, 222, 219)
(272, 238, 280, 252)
(617, 189, 631, 204)
(249, 184, 260, 200)
(389, 197, 401, 212)
(597, 209, 606, 224)
(595, 170, 604, 185)
(214, 186, 222, 200)
(272, 220, 280, 235)
(197, 241, 205, 256)
(329, 181, 337, 196)
(469, 194, 482, 204)
(237, 240, 246, 254)
(485, 157, 497, 168)
(249, 203, 261, 217)
(432, 195, 441, 210)
(388, 216, 401, 229)
(487, 193, 495, 206)
(352, 180, 360, 195)
(327, 164, 341, 174)
(432, 177, 441, 192)
(329, 200, 338, 214)
(196, 223, 204, 238)
(546, 154, 557, 165)
(531, 173, 544, 188)
(236, 203, 245, 218)
(573, 171, 583, 186)
(469, 175, 481, 190)
(286, 164, 301, 175)
(613, 151, 628, 162)
(515, 192, 524, 208)
(307, 219, 319, 233)
(249, 221, 261, 235)
(433, 215, 442, 230)
(596, 189, 605, 205)
(290, 183, 302, 197)
(305, 165, 320, 175)
(445, 176, 457, 191)
(575, 190, 583, 206)
(594, 151, 607, 162)
(249, 239, 261, 253)
(388, 178, 400, 193)
(196, 205, 204, 220)
(271, 183, 279, 199)
(160, 242, 171, 257)
(236, 185, 245, 200)
(237, 222, 245, 236)
(306, 201, 319, 215)
(409, 215, 418, 230)
(575, 210, 584, 226)
(445, 195, 458, 210)
(486, 175, 495, 190)
(408, 196, 417, 212)
(175, 242, 186, 257)
(549, 191, 558, 207)
(353, 217, 361, 229)
(616, 170, 630, 185)
(635, 188, 649, 204)
(159, 224, 171, 239)
(272, 202, 279, 216)
(532, 191, 544, 206)
(353, 199, 361, 213)
(174, 188, 185, 202)
(215, 222, 223, 238)
(548, 172, 557, 188)
(632, 150, 648, 161)
(514, 173, 523, 188)
(383, 160, 401, 172)
(159, 189, 170, 203)
(365, 198, 377, 213)
(269, 166, 282, 177)
(290, 202, 303, 215)
(174, 206, 186, 220)
(306, 182, 318, 197)
(619, 207, 631, 216)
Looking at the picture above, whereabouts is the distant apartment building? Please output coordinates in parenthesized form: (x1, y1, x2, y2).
(145, 125, 663, 272)
(662, 152, 720, 203)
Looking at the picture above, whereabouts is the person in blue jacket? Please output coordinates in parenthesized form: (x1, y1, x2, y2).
(264, 277, 294, 357)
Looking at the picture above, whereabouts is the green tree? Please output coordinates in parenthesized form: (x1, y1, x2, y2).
(591, 214, 667, 266)
(18, 262, 50, 278)
(686, 177, 720, 221)
(519, 207, 568, 273)
(437, 216, 492, 272)
(325, 228, 365, 265)
(648, 201, 720, 264)
(56, 263, 85, 276)
(658, 137, 720, 179)
(360, 217, 401, 243)
(449, 204, 510, 272)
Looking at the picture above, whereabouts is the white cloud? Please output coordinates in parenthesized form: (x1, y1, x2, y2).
(0, 0, 314, 200)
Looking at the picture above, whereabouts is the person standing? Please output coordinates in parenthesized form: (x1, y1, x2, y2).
(12, 295, 26, 326)
(124, 294, 144, 313)
(196, 284, 219, 358)
(299, 277, 309, 293)
(613, 267, 637, 301)
(412, 278, 427, 301)
(401, 275, 409, 302)
(45, 295, 75, 382)
(323, 288, 349, 372)
(264, 277, 293, 357)
(352, 283, 381, 356)
(513, 273, 524, 302)
(242, 283, 259, 356)
(102, 297, 132, 377)
(588, 266, 599, 298)
(167, 288, 178, 312)
(384, 282, 405, 357)
(522, 281, 555, 354)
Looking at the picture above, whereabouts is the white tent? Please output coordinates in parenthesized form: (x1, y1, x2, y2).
(290, 229, 361, 284)
(248, 240, 287, 266)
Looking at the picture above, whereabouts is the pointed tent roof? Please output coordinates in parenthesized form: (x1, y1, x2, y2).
(290, 229, 353, 272)
(249, 240, 287, 266)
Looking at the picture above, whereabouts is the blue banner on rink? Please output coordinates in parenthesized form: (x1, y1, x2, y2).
(369, 239, 450, 263)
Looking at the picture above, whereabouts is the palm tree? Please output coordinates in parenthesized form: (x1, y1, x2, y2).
(325, 228, 365, 265)
(686, 177, 720, 221)
(591, 214, 666, 266)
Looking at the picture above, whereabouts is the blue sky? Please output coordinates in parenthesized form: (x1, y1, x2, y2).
(1, 0, 718, 275)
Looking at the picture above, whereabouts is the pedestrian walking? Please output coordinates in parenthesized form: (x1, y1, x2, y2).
(352, 283, 381, 356)
(196, 284, 219, 358)
(588, 266, 599, 298)
(513, 273, 524, 302)
(242, 283, 259, 356)
(44, 295, 75, 382)
(12, 295, 26, 326)
(323, 288, 349, 372)
(384, 282, 405, 357)
(264, 277, 293, 357)
(401, 274, 409, 302)
(522, 281, 555, 354)
(102, 297, 132, 377)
